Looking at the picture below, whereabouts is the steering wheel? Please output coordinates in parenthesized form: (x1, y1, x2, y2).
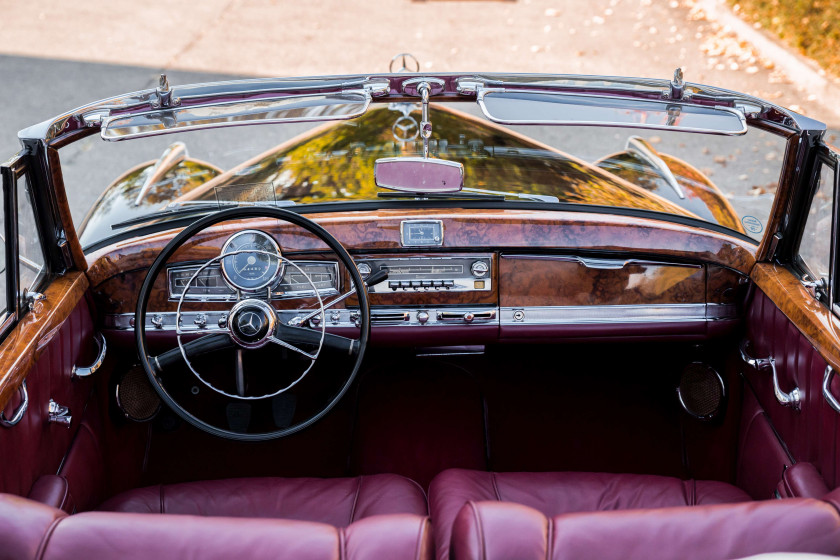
(135, 206, 371, 441)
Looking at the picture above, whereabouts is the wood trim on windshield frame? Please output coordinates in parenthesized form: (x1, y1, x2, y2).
(46, 147, 87, 271)
(0, 271, 88, 410)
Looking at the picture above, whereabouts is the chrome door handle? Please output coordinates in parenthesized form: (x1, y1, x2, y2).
(72, 332, 107, 379)
(0, 380, 28, 428)
(740, 340, 801, 410)
(823, 366, 840, 414)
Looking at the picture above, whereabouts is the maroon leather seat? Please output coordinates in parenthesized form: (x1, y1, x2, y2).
(99, 474, 428, 526)
(0, 494, 433, 560)
(429, 469, 752, 559)
(450, 500, 840, 560)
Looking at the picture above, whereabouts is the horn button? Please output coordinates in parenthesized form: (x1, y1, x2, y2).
(228, 299, 276, 348)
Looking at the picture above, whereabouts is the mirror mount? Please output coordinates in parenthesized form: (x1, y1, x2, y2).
(374, 77, 464, 194)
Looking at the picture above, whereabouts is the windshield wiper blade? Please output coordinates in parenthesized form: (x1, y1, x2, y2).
(377, 189, 559, 203)
(110, 200, 296, 231)
(376, 191, 506, 201)
(461, 187, 559, 203)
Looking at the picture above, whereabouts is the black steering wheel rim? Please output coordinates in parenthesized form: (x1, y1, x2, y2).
(135, 206, 370, 441)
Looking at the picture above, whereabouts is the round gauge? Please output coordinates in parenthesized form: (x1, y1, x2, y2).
(220, 230, 283, 291)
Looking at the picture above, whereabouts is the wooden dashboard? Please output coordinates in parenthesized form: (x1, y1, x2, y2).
(86, 208, 753, 345)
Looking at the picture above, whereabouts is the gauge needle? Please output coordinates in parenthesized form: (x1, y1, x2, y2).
(235, 348, 246, 397)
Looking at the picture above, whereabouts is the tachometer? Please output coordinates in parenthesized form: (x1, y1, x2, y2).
(220, 230, 283, 291)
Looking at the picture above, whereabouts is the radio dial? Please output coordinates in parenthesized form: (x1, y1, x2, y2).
(470, 261, 489, 278)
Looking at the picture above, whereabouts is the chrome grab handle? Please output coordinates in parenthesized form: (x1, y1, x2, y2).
(0, 380, 28, 427)
(72, 332, 107, 378)
(823, 366, 840, 414)
(740, 340, 801, 410)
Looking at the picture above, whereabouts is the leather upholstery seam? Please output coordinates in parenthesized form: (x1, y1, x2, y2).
(159, 484, 165, 514)
(491, 472, 502, 502)
(59, 477, 70, 511)
(401, 474, 430, 515)
(339, 527, 347, 560)
(545, 516, 554, 560)
(413, 517, 428, 560)
(349, 475, 362, 524)
(469, 501, 486, 560)
(34, 515, 66, 560)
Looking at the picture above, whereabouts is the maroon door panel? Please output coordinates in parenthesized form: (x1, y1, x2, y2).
(0, 295, 97, 497)
(741, 287, 839, 491)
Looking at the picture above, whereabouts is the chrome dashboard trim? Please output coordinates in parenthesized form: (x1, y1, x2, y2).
(105, 306, 500, 331)
(500, 303, 736, 325)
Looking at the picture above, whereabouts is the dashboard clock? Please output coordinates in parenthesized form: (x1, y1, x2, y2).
(400, 220, 444, 247)
(220, 230, 283, 291)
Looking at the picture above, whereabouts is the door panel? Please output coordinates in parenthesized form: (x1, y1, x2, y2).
(0, 272, 95, 496)
(741, 264, 840, 497)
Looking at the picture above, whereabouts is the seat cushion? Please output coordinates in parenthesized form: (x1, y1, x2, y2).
(0, 494, 432, 560)
(451, 500, 840, 560)
(430, 469, 752, 560)
(99, 474, 427, 526)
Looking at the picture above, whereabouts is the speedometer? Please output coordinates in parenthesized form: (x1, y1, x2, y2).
(220, 230, 283, 291)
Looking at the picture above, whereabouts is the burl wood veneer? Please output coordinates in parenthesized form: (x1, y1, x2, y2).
(752, 263, 840, 372)
(0, 272, 89, 410)
(86, 209, 757, 313)
(499, 255, 706, 308)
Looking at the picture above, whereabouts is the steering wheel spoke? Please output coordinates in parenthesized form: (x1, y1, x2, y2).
(153, 332, 234, 374)
(267, 335, 319, 360)
(274, 322, 359, 357)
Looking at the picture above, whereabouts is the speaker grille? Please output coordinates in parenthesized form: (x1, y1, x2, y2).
(116, 366, 161, 422)
(678, 363, 724, 420)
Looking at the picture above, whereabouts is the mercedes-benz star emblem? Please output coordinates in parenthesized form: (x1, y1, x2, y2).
(392, 116, 419, 142)
(237, 311, 263, 337)
(389, 52, 420, 73)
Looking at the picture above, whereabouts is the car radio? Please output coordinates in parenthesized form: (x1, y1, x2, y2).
(355, 255, 492, 293)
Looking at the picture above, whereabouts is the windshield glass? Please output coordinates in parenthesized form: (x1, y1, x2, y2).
(59, 101, 787, 249)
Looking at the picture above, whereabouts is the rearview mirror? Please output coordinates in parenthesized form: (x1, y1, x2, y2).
(374, 157, 464, 193)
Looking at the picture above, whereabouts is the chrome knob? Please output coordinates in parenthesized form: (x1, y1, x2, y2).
(309, 314, 322, 326)
(470, 261, 489, 278)
(194, 313, 207, 328)
(357, 263, 372, 278)
(330, 310, 341, 323)
(151, 314, 164, 329)
(218, 314, 228, 328)
(464, 312, 475, 323)
(417, 311, 429, 324)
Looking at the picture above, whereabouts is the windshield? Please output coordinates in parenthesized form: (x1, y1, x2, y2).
(59, 101, 787, 249)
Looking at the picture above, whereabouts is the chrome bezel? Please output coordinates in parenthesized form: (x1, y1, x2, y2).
(399, 219, 444, 247)
(220, 230, 284, 292)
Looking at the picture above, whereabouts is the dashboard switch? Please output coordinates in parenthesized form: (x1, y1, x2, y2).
(416, 311, 430, 324)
